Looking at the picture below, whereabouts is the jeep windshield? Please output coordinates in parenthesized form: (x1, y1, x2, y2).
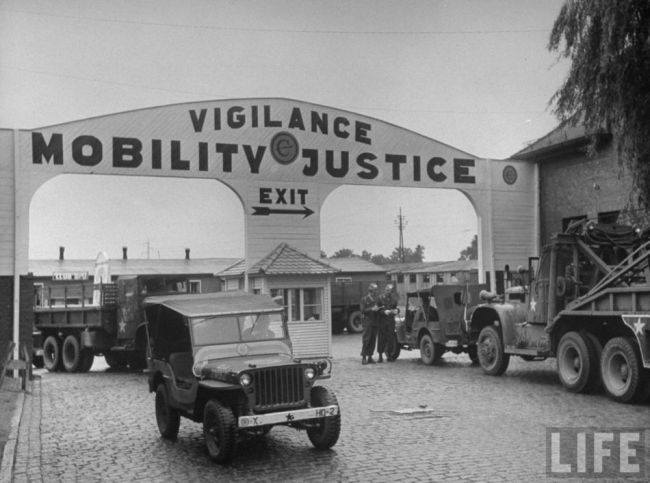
(191, 312, 286, 346)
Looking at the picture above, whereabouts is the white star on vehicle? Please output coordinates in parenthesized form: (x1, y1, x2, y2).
(634, 318, 645, 335)
(529, 297, 536, 312)
(119, 320, 127, 333)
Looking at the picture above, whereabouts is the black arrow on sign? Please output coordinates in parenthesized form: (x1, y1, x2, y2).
(252, 206, 315, 218)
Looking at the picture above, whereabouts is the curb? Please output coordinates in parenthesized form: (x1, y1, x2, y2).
(0, 384, 27, 483)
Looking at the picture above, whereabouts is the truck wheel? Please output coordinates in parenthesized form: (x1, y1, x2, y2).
(307, 386, 341, 450)
(477, 325, 510, 376)
(155, 383, 180, 440)
(43, 336, 61, 372)
(203, 399, 236, 464)
(600, 337, 646, 403)
(581, 330, 602, 391)
(347, 311, 363, 334)
(419, 334, 443, 365)
(386, 333, 401, 361)
(78, 349, 94, 373)
(62, 335, 82, 372)
(557, 331, 597, 393)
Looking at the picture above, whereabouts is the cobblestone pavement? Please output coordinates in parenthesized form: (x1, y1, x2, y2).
(8, 334, 650, 483)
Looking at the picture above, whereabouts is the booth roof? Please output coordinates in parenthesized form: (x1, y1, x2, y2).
(219, 243, 340, 277)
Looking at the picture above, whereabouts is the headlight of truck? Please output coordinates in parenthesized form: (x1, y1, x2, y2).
(304, 367, 316, 380)
(240, 373, 252, 386)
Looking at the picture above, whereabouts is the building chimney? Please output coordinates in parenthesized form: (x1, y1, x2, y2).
(122, 246, 128, 260)
(59, 246, 65, 261)
(185, 248, 190, 260)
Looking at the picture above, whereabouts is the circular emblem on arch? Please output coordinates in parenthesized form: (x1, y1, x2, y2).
(270, 131, 299, 165)
(502, 165, 518, 185)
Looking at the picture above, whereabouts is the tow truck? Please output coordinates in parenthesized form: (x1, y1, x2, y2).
(471, 222, 650, 403)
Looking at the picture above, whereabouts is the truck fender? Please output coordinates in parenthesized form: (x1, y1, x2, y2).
(469, 306, 503, 340)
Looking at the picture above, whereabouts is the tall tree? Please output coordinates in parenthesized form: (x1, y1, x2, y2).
(458, 235, 478, 261)
(331, 248, 355, 258)
(548, 0, 650, 214)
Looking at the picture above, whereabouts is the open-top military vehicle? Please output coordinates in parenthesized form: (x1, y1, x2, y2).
(145, 291, 341, 464)
(389, 284, 486, 364)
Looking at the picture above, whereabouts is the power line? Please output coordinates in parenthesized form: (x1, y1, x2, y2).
(395, 208, 407, 263)
(2, 8, 551, 36)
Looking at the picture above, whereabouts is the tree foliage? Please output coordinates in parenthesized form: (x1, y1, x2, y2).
(330, 245, 426, 265)
(458, 235, 478, 261)
(548, 0, 650, 211)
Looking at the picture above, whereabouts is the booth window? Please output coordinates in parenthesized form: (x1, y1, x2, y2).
(271, 288, 323, 321)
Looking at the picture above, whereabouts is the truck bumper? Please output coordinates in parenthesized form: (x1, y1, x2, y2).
(238, 404, 339, 428)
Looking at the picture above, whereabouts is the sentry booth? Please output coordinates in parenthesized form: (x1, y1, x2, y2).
(0, 98, 539, 359)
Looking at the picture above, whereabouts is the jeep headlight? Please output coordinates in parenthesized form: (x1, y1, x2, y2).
(239, 373, 252, 386)
(304, 367, 316, 380)
(193, 360, 207, 378)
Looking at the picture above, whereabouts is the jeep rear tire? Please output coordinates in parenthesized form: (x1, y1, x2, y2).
(43, 336, 61, 372)
(419, 334, 443, 365)
(307, 386, 341, 450)
(155, 383, 180, 440)
(203, 399, 236, 464)
(477, 325, 510, 376)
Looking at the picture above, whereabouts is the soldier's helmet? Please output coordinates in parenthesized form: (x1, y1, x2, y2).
(368, 283, 378, 291)
(385, 283, 394, 292)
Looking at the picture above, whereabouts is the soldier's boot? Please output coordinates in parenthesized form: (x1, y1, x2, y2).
(361, 356, 368, 365)
(378, 354, 384, 363)
(367, 356, 375, 364)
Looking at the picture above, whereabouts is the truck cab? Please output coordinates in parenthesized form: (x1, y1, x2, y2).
(145, 291, 341, 464)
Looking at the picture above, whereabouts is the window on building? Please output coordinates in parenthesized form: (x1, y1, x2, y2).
(409, 274, 416, 283)
(271, 287, 323, 322)
(225, 278, 239, 291)
(423, 274, 430, 283)
(436, 274, 444, 283)
(189, 280, 201, 293)
(397, 274, 404, 283)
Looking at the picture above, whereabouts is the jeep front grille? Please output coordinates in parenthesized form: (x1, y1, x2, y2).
(252, 366, 306, 411)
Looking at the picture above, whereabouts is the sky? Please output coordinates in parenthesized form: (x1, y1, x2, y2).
(0, 0, 569, 262)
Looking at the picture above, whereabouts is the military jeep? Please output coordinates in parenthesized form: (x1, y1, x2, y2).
(389, 284, 486, 365)
(145, 291, 340, 464)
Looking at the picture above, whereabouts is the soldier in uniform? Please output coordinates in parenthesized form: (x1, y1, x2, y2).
(377, 283, 399, 362)
(360, 283, 380, 364)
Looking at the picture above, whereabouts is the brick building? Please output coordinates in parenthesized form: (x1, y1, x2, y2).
(511, 124, 633, 245)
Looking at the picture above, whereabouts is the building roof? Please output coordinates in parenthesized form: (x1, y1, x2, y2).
(219, 243, 340, 277)
(386, 259, 477, 274)
(28, 257, 241, 278)
(510, 123, 612, 161)
(325, 256, 386, 273)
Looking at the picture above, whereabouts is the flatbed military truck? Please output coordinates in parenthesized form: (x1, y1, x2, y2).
(33, 275, 203, 372)
(471, 222, 650, 403)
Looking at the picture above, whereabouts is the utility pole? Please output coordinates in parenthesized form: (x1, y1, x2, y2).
(395, 208, 407, 263)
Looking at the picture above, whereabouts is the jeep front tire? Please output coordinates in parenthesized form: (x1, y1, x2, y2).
(307, 386, 341, 450)
(203, 399, 236, 464)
